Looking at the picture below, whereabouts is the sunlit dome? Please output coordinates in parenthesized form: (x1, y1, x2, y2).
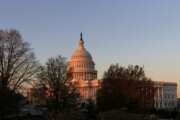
(68, 33, 97, 81)
(69, 33, 93, 63)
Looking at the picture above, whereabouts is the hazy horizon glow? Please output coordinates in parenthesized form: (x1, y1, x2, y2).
(0, 0, 180, 96)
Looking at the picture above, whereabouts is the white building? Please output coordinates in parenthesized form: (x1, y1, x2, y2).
(67, 33, 100, 101)
(154, 81, 177, 110)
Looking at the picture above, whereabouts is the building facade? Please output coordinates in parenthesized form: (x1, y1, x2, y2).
(154, 81, 177, 110)
(67, 33, 100, 101)
(137, 81, 177, 110)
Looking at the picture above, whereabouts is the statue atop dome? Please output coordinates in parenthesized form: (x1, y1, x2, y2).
(79, 32, 84, 47)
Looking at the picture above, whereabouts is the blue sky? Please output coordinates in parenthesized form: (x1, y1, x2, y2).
(0, 0, 180, 95)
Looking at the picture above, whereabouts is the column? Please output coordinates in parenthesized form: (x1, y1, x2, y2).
(161, 87, 164, 108)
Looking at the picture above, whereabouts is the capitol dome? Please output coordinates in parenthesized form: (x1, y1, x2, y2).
(67, 33, 97, 81)
(70, 37, 93, 63)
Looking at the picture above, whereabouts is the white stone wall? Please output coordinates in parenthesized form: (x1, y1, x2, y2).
(163, 84, 177, 109)
(154, 82, 177, 110)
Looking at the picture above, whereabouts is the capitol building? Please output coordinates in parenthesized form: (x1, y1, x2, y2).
(67, 33, 177, 108)
(67, 33, 100, 101)
(25, 33, 177, 109)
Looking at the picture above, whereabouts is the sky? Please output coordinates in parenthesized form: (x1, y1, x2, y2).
(0, 0, 180, 95)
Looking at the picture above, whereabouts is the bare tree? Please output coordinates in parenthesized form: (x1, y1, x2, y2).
(37, 55, 79, 113)
(0, 29, 39, 91)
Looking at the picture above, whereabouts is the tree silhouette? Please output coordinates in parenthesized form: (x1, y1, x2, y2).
(0, 29, 39, 91)
(0, 29, 38, 119)
(97, 64, 154, 112)
(37, 56, 80, 114)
